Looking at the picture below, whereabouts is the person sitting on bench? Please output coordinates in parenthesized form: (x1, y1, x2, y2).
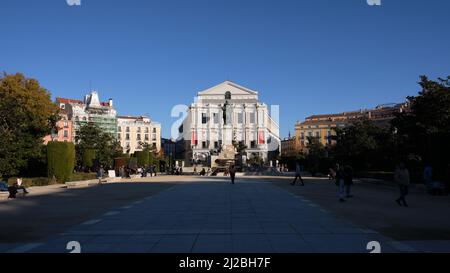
(16, 177, 29, 194)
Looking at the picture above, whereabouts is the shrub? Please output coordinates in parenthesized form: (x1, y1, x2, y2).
(135, 151, 149, 167)
(128, 157, 138, 169)
(69, 172, 97, 182)
(47, 141, 75, 182)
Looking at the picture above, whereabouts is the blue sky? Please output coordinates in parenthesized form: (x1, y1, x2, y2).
(1, 0, 449, 138)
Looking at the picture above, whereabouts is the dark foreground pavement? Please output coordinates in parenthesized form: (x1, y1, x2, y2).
(1, 176, 449, 253)
(0, 182, 172, 245)
(274, 176, 450, 252)
(0, 177, 421, 253)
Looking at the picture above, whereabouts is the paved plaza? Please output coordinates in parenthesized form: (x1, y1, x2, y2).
(0, 177, 430, 253)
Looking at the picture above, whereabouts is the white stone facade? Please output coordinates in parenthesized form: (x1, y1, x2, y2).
(178, 81, 280, 165)
(117, 116, 161, 154)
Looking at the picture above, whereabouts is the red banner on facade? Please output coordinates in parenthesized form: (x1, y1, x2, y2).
(191, 131, 197, 145)
(258, 131, 265, 145)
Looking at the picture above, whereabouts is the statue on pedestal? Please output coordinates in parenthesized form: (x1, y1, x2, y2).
(222, 100, 231, 125)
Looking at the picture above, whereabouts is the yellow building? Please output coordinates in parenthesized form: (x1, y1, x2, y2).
(295, 103, 408, 149)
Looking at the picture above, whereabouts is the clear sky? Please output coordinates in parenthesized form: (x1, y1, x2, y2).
(1, 0, 449, 139)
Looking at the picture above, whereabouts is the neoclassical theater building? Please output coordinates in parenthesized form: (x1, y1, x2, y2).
(177, 81, 280, 167)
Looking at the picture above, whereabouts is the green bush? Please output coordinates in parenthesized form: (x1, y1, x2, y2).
(8, 177, 52, 187)
(69, 172, 97, 182)
(82, 149, 96, 169)
(47, 141, 75, 182)
(135, 151, 149, 167)
(128, 157, 138, 169)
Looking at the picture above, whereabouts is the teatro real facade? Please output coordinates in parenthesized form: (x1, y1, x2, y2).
(177, 81, 280, 167)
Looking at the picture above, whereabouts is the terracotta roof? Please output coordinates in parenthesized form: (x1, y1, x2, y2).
(56, 97, 83, 104)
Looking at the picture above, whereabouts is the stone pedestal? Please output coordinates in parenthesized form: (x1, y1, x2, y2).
(222, 125, 233, 145)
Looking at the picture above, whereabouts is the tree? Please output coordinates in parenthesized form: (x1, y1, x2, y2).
(75, 123, 122, 169)
(305, 136, 327, 176)
(82, 149, 96, 170)
(392, 75, 450, 178)
(0, 73, 58, 179)
(330, 118, 394, 171)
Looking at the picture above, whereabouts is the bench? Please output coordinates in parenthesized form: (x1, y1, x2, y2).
(0, 187, 27, 200)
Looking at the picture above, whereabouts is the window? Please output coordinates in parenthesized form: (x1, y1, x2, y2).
(250, 141, 257, 149)
(118, 126, 122, 132)
(153, 128, 157, 133)
(202, 113, 208, 124)
(202, 141, 207, 149)
(214, 141, 219, 149)
(137, 134, 141, 141)
(145, 127, 149, 133)
(117, 134, 121, 140)
(60, 103, 65, 109)
(250, 113, 256, 124)
(315, 132, 320, 138)
(237, 113, 243, 124)
(300, 133, 304, 139)
(308, 132, 312, 137)
(126, 127, 130, 132)
(137, 127, 141, 133)
(213, 113, 219, 124)
(64, 130, 68, 138)
(126, 134, 130, 140)
(145, 134, 149, 141)
(152, 134, 157, 141)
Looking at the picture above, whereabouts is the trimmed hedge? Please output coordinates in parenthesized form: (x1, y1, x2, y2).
(128, 157, 138, 169)
(82, 149, 96, 169)
(47, 141, 75, 182)
(135, 151, 149, 167)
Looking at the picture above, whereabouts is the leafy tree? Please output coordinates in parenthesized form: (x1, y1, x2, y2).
(392, 75, 450, 177)
(75, 123, 122, 169)
(330, 118, 394, 171)
(82, 149, 96, 170)
(0, 73, 58, 179)
(305, 137, 327, 176)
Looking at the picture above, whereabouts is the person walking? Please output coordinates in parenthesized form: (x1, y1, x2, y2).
(229, 165, 236, 184)
(395, 162, 410, 207)
(343, 165, 354, 198)
(291, 161, 305, 186)
(97, 166, 105, 184)
(335, 164, 346, 202)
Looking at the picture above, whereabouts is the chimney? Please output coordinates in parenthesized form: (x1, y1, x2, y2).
(108, 98, 113, 107)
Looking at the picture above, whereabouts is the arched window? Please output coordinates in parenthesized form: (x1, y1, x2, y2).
(225, 91, 231, 100)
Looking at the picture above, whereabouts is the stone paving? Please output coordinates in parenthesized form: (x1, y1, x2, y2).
(4, 178, 414, 253)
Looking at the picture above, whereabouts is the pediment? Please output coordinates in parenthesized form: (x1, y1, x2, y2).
(198, 81, 258, 96)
